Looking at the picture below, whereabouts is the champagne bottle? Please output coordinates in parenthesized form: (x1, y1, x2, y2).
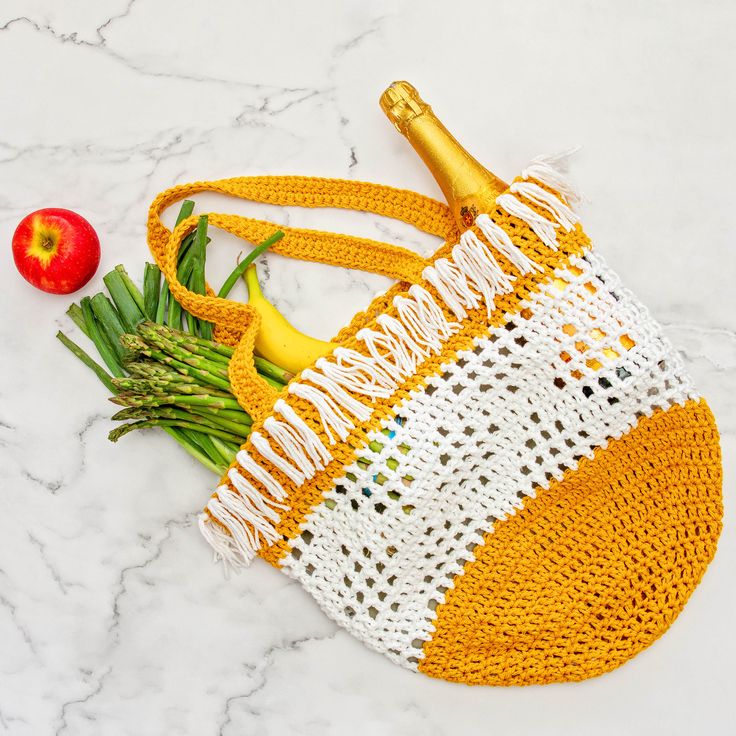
(379, 81, 507, 230)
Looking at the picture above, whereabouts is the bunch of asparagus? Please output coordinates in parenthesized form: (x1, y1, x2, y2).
(57, 200, 283, 474)
(111, 321, 293, 472)
(57, 200, 415, 512)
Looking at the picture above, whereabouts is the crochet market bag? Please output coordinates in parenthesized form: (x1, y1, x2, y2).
(147, 160, 722, 686)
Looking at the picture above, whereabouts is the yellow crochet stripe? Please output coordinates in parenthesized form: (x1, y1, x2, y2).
(146, 174, 590, 566)
(258, 199, 590, 567)
(419, 399, 723, 685)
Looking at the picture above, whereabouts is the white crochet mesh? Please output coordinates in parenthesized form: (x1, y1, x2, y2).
(282, 250, 695, 669)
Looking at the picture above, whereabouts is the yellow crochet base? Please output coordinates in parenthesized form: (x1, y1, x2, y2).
(147, 159, 723, 686)
(420, 399, 722, 685)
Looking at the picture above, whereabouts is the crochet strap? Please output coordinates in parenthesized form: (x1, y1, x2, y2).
(147, 176, 457, 275)
(147, 176, 457, 423)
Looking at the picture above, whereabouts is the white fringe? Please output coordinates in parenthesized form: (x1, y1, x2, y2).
(221, 475, 286, 552)
(395, 285, 459, 353)
(205, 483, 283, 568)
(199, 511, 249, 571)
(318, 348, 396, 398)
(454, 231, 514, 317)
(249, 431, 305, 485)
(422, 258, 481, 320)
(377, 313, 430, 364)
(274, 399, 332, 468)
(521, 151, 581, 204)
(206, 496, 259, 565)
(200, 155, 581, 570)
(289, 382, 355, 444)
(302, 367, 375, 421)
(509, 181, 579, 231)
(496, 193, 560, 250)
(227, 470, 287, 520)
(357, 325, 418, 382)
(475, 214, 542, 275)
(236, 449, 288, 500)
(263, 417, 319, 480)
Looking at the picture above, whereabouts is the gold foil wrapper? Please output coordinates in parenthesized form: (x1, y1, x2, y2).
(380, 81, 507, 230)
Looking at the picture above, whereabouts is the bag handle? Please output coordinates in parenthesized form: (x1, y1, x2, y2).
(147, 176, 458, 423)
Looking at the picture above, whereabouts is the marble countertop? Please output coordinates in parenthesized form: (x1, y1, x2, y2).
(1, 1, 734, 734)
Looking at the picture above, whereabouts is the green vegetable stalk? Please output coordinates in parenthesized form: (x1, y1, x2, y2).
(57, 205, 410, 495)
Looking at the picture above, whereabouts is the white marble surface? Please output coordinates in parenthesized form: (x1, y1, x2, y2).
(0, 1, 734, 734)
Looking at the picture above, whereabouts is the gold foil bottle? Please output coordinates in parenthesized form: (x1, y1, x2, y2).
(379, 81, 507, 230)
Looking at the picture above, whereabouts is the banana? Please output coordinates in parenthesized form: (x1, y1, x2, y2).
(244, 264, 337, 375)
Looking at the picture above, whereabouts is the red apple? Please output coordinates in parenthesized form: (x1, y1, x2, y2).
(12, 208, 100, 294)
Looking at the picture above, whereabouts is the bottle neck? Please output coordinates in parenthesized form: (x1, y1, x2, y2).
(405, 114, 507, 229)
(380, 82, 507, 230)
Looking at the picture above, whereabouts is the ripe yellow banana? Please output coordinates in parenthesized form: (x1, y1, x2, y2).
(244, 264, 337, 375)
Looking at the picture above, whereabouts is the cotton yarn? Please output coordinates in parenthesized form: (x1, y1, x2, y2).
(147, 159, 722, 685)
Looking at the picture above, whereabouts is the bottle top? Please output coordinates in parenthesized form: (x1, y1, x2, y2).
(379, 81, 431, 134)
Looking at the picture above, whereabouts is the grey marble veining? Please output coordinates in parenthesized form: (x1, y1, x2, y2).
(0, 1, 734, 734)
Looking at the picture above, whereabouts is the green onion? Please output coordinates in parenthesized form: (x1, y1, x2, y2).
(162, 426, 224, 475)
(143, 263, 161, 320)
(217, 230, 284, 298)
(90, 293, 127, 361)
(189, 216, 211, 338)
(115, 264, 147, 317)
(157, 200, 195, 325)
(209, 436, 238, 466)
(80, 296, 125, 377)
(56, 331, 117, 392)
(254, 356, 293, 384)
(179, 428, 227, 472)
(66, 303, 89, 337)
(104, 268, 145, 333)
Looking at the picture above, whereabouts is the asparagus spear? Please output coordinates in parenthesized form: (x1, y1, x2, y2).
(141, 323, 229, 366)
(111, 406, 251, 436)
(110, 391, 244, 411)
(140, 323, 292, 383)
(112, 376, 233, 398)
(109, 419, 243, 445)
(164, 327, 233, 359)
(120, 335, 232, 392)
(145, 323, 294, 385)
(125, 361, 172, 378)
(187, 405, 252, 430)
(136, 324, 229, 378)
